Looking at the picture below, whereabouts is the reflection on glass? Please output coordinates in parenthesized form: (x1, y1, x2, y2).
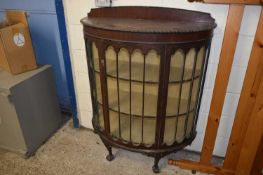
(106, 46, 119, 136)
(109, 110, 119, 137)
(95, 73, 102, 104)
(90, 42, 104, 130)
(98, 104, 104, 129)
(92, 42, 100, 72)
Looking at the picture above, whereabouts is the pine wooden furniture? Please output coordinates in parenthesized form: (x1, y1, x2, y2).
(81, 7, 216, 173)
(169, 1, 263, 175)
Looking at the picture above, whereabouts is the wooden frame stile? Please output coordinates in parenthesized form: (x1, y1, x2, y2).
(251, 136, 263, 175)
(170, 1, 263, 175)
(233, 9, 263, 175)
(199, 4, 244, 166)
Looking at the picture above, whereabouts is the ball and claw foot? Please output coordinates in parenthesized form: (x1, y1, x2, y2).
(152, 165, 160, 173)
(106, 154, 115, 161)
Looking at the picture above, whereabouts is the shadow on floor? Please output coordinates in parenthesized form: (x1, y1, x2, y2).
(0, 119, 223, 175)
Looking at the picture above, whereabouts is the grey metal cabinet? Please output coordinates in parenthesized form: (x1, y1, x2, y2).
(0, 65, 62, 156)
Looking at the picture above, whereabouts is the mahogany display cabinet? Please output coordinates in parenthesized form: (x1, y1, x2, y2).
(81, 6, 216, 173)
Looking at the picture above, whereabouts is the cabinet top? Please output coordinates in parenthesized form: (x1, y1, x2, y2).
(0, 65, 50, 90)
(81, 6, 216, 33)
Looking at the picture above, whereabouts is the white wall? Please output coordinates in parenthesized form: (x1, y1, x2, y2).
(63, 0, 261, 157)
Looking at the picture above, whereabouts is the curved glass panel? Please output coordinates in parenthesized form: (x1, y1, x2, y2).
(185, 46, 206, 137)
(143, 50, 159, 145)
(89, 42, 104, 130)
(104, 47, 159, 145)
(105, 46, 119, 136)
(164, 47, 202, 144)
(90, 42, 207, 147)
(92, 42, 100, 72)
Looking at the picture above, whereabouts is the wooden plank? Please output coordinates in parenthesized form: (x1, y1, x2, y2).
(235, 70, 263, 175)
(199, 4, 245, 165)
(170, 160, 234, 175)
(188, 0, 262, 4)
(223, 8, 263, 171)
(251, 135, 263, 175)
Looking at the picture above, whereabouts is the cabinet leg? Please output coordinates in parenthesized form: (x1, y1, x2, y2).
(105, 145, 115, 161)
(152, 155, 161, 173)
(93, 129, 98, 134)
(100, 138, 115, 161)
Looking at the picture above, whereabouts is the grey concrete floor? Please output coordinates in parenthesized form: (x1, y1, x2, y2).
(0, 120, 213, 175)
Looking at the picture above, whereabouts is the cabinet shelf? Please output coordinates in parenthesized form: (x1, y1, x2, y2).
(98, 105, 195, 145)
(98, 85, 195, 118)
(93, 59, 201, 84)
